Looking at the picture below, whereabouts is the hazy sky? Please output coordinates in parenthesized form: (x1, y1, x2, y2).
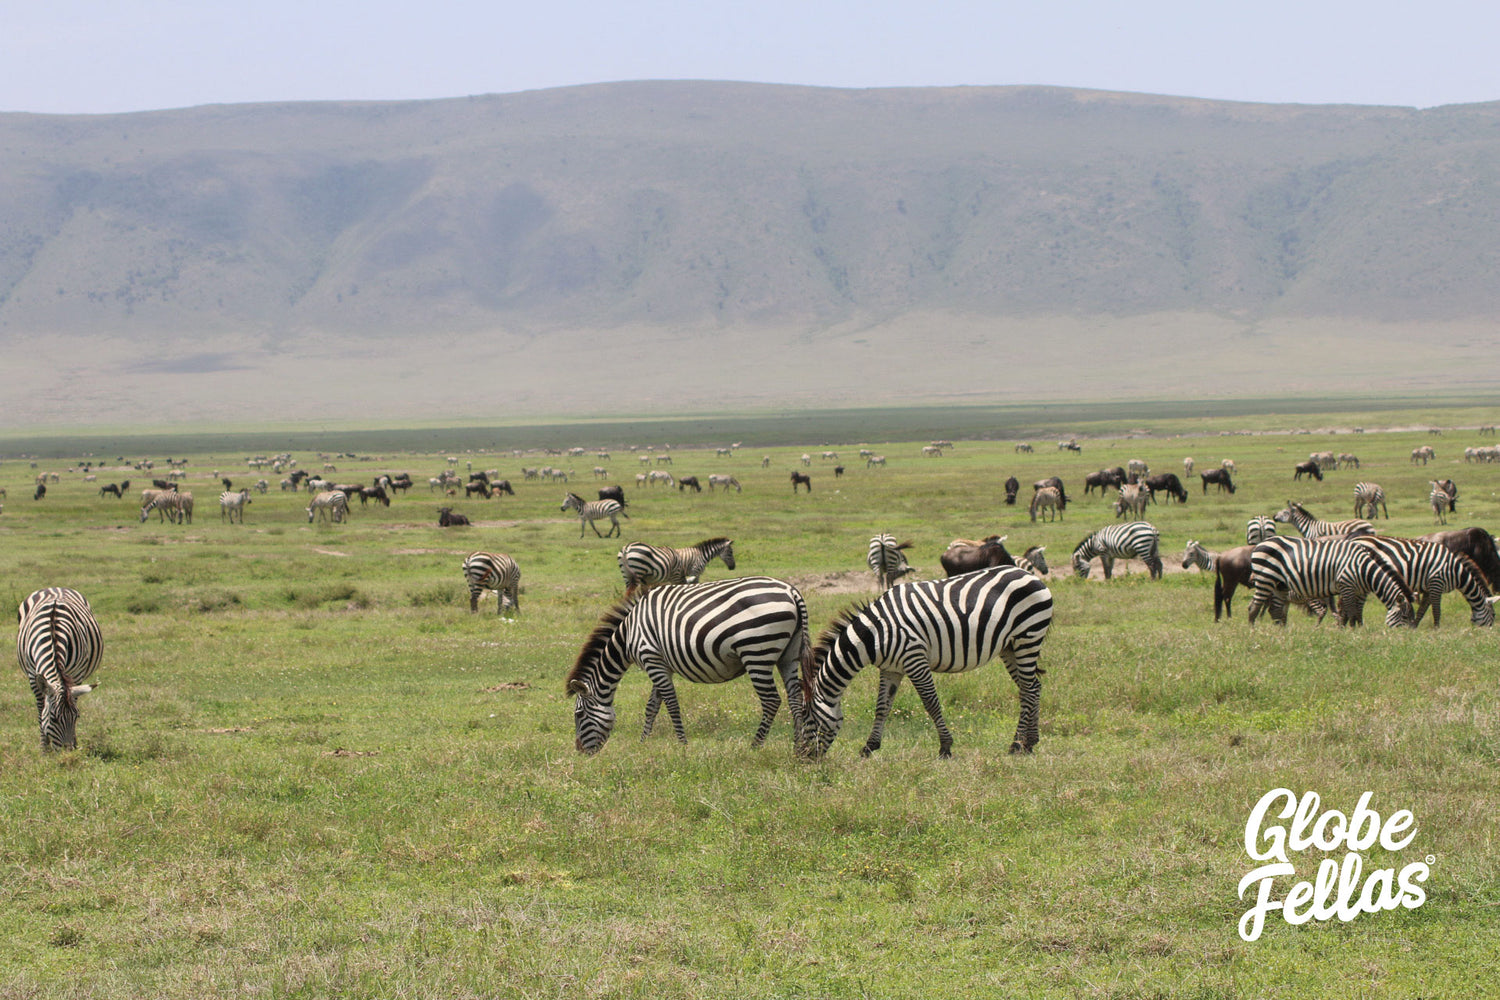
(4, 0, 1497, 115)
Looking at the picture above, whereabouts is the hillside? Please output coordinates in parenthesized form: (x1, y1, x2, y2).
(4, 82, 1500, 425)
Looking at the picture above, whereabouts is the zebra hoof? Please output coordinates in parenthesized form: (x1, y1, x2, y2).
(938, 745, 953, 759)
(860, 741, 879, 757)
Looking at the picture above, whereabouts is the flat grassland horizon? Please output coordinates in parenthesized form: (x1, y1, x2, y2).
(1, 401, 1496, 998)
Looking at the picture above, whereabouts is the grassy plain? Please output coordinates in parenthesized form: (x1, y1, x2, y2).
(1, 411, 1497, 998)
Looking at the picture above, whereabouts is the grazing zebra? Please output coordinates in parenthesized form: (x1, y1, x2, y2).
(1246, 515, 1278, 545)
(1273, 501, 1373, 540)
(1071, 522, 1163, 580)
(707, 474, 742, 493)
(1127, 459, 1149, 478)
(1352, 482, 1388, 519)
(139, 489, 190, 524)
(806, 565, 1053, 758)
(1015, 545, 1049, 577)
(1411, 446, 1435, 465)
(1015, 443, 1033, 453)
(617, 538, 736, 595)
(306, 490, 348, 524)
(462, 551, 521, 615)
(866, 455, 886, 468)
(1429, 482, 1451, 525)
(16, 587, 104, 751)
(1247, 536, 1414, 627)
(561, 492, 628, 538)
(566, 576, 813, 754)
(866, 534, 914, 591)
(1029, 486, 1063, 522)
(1350, 535, 1495, 628)
(218, 489, 251, 524)
(1113, 483, 1150, 520)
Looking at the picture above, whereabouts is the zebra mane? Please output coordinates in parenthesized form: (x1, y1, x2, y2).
(564, 596, 638, 691)
(695, 536, 731, 549)
(812, 601, 871, 659)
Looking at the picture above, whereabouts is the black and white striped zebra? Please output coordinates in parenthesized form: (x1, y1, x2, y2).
(561, 492, 628, 538)
(565, 577, 812, 754)
(16, 587, 104, 751)
(1429, 482, 1453, 525)
(617, 538, 736, 596)
(1071, 522, 1163, 580)
(463, 551, 521, 615)
(1181, 539, 1214, 573)
(867, 533, 914, 591)
(219, 489, 251, 524)
(1352, 482, 1388, 520)
(806, 566, 1053, 758)
(1246, 537, 1413, 627)
(1015, 545, 1049, 577)
(306, 490, 348, 524)
(1273, 501, 1373, 540)
(1246, 516, 1277, 545)
(1351, 535, 1495, 627)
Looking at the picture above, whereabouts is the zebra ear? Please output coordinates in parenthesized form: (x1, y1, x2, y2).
(566, 679, 590, 697)
(70, 683, 95, 700)
(1487, 596, 1500, 605)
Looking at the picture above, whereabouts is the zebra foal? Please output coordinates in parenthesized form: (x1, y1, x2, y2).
(566, 577, 813, 754)
(463, 552, 521, 615)
(806, 566, 1053, 758)
(562, 492, 628, 538)
(17, 588, 104, 751)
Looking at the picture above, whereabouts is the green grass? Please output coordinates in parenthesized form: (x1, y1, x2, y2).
(0, 414, 1497, 997)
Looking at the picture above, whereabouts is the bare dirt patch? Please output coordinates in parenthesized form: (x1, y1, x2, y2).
(482, 682, 531, 693)
(788, 570, 878, 596)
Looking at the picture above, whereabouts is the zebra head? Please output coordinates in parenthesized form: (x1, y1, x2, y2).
(1272, 502, 1298, 524)
(566, 600, 633, 753)
(1071, 550, 1092, 579)
(1181, 540, 1210, 571)
(568, 677, 617, 754)
(39, 681, 96, 752)
(1023, 546, 1049, 575)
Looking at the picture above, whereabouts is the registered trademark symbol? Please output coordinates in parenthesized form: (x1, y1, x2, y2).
(1427, 855, 1436, 864)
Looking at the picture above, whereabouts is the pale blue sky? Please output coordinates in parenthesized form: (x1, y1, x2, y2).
(3, 0, 1497, 114)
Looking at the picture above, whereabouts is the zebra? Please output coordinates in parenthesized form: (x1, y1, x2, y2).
(138, 488, 175, 523)
(463, 551, 521, 615)
(866, 455, 886, 468)
(1029, 486, 1063, 522)
(1246, 515, 1278, 545)
(806, 565, 1053, 759)
(1181, 539, 1213, 573)
(561, 492, 628, 538)
(1015, 545, 1049, 577)
(219, 489, 251, 524)
(306, 490, 349, 524)
(566, 576, 813, 754)
(867, 534, 914, 591)
(1072, 522, 1163, 580)
(1246, 537, 1413, 627)
(139, 489, 191, 524)
(617, 538, 736, 595)
(1352, 482, 1388, 519)
(1273, 501, 1373, 540)
(1411, 446, 1435, 465)
(707, 474, 742, 493)
(16, 587, 104, 751)
(1429, 482, 1451, 525)
(1350, 535, 1496, 628)
(1183, 457, 1194, 477)
(1114, 483, 1151, 520)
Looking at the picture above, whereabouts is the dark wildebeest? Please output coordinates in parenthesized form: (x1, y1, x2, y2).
(222, 477, 233, 491)
(1212, 545, 1255, 621)
(489, 479, 514, 496)
(791, 471, 811, 493)
(1032, 476, 1068, 509)
(834, 465, 845, 478)
(1003, 476, 1020, 505)
(678, 476, 703, 493)
(99, 483, 122, 499)
(359, 485, 391, 507)
(1084, 467, 1127, 496)
(1200, 469, 1236, 494)
(597, 485, 626, 506)
(1293, 461, 1323, 481)
(33, 483, 46, 500)
(437, 507, 470, 527)
(940, 536, 1016, 576)
(1143, 472, 1188, 504)
(1419, 527, 1500, 592)
(464, 481, 491, 499)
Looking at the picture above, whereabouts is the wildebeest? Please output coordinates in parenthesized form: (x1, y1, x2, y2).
(437, 507, 470, 527)
(359, 485, 391, 506)
(33, 483, 46, 500)
(1293, 461, 1323, 481)
(598, 485, 627, 506)
(1200, 469, 1236, 494)
(1211, 544, 1255, 621)
(833, 465, 845, 478)
(1419, 526, 1500, 592)
(1003, 476, 1020, 505)
(1084, 467, 1127, 496)
(677, 476, 702, 493)
(98, 483, 122, 499)
(464, 481, 491, 498)
(1143, 472, 1188, 503)
(790, 471, 812, 493)
(940, 536, 1016, 576)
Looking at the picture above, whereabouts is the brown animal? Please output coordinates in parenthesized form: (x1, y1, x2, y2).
(940, 536, 1016, 576)
(790, 471, 811, 493)
(1419, 527, 1500, 592)
(437, 507, 470, 527)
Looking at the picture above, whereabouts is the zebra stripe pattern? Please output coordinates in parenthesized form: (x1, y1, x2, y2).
(565, 577, 812, 754)
(1273, 501, 1373, 540)
(463, 551, 521, 615)
(1181, 539, 1213, 572)
(17, 587, 104, 751)
(306, 490, 348, 523)
(807, 566, 1053, 758)
(1352, 482, 1388, 519)
(1015, 545, 1049, 578)
(617, 538, 736, 596)
(219, 489, 251, 523)
(1429, 482, 1453, 525)
(561, 492, 628, 538)
(1072, 522, 1163, 580)
(1246, 516, 1277, 545)
(1350, 536, 1495, 627)
(1247, 537, 1413, 627)
(867, 534, 914, 591)
(140, 489, 191, 524)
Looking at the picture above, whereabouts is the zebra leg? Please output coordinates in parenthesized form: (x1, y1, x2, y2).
(506, 585, 520, 616)
(642, 661, 687, 743)
(1427, 585, 1442, 628)
(1100, 554, 1114, 580)
(776, 654, 812, 755)
(745, 664, 782, 749)
(903, 661, 955, 759)
(1002, 646, 1043, 754)
(468, 587, 480, 613)
(862, 669, 905, 757)
(641, 687, 662, 738)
